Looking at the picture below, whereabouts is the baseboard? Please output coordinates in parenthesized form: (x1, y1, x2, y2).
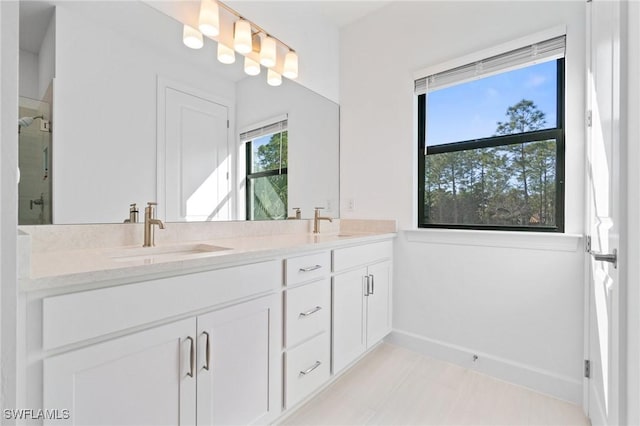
(386, 329, 583, 405)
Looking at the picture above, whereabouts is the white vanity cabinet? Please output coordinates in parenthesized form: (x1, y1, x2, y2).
(40, 261, 282, 426)
(332, 241, 393, 374)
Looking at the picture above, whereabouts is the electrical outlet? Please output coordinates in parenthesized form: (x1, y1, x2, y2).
(40, 120, 51, 132)
(326, 199, 332, 211)
(346, 198, 355, 211)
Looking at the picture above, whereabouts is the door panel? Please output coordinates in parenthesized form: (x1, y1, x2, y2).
(196, 295, 281, 426)
(164, 87, 230, 221)
(332, 268, 367, 374)
(587, 1, 621, 424)
(366, 261, 392, 346)
(43, 318, 196, 426)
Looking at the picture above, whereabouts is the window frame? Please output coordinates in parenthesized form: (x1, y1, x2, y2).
(417, 58, 566, 232)
(245, 131, 288, 221)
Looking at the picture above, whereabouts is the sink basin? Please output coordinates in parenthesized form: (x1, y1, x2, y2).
(109, 243, 230, 263)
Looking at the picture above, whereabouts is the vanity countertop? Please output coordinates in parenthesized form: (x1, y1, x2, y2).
(21, 230, 396, 293)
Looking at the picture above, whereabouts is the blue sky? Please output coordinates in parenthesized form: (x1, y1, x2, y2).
(426, 60, 557, 146)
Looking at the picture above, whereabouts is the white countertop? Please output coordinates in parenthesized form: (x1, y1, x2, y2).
(21, 231, 396, 292)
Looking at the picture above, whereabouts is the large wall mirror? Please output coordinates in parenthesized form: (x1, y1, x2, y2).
(18, 0, 339, 225)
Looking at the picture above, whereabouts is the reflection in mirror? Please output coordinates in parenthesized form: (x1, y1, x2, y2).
(18, 0, 339, 224)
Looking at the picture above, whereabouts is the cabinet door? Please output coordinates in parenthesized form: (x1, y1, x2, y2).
(43, 318, 196, 426)
(196, 294, 282, 426)
(366, 260, 392, 346)
(332, 268, 367, 374)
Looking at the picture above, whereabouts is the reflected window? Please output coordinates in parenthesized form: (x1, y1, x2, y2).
(243, 119, 288, 220)
(416, 36, 566, 232)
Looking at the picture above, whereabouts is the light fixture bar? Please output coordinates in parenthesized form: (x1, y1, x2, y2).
(216, 0, 296, 55)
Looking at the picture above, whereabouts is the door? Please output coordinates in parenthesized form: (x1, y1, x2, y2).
(332, 267, 367, 374)
(163, 85, 230, 222)
(196, 294, 281, 425)
(586, 0, 622, 424)
(366, 261, 392, 346)
(43, 318, 196, 426)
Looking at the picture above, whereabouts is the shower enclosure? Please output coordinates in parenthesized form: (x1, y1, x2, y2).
(19, 96, 52, 225)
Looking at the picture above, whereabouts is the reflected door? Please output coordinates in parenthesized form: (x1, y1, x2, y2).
(162, 85, 230, 222)
(586, 0, 621, 424)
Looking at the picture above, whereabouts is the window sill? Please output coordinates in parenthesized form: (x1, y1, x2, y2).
(403, 228, 583, 252)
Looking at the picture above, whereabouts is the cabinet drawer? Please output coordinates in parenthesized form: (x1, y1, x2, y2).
(332, 240, 393, 273)
(43, 260, 281, 350)
(285, 279, 330, 348)
(285, 251, 331, 286)
(285, 332, 330, 409)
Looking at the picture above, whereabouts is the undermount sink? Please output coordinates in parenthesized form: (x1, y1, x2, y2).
(109, 243, 230, 263)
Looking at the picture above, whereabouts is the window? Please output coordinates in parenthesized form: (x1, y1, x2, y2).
(417, 36, 565, 232)
(243, 119, 288, 220)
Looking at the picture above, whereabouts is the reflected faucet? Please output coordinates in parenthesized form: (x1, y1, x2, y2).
(143, 202, 165, 247)
(124, 203, 139, 223)
(288, 207, 302, 220)
(313, 207, 332, 234)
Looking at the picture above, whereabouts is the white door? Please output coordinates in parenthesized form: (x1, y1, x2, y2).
(43, 318, 197, 426)
(366, 261, 392, 346)
(163, 86, 230, 222)
(196, 295, 281, 426)
(586, 0, 622, 424)
(332, 268, 367, 374)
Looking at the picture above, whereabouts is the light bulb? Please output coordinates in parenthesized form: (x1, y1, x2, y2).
(260, 36, 277, 67)
(217, 43, 235, 64)
(198, 0, 220, 37)
(183, 25, 203, 49)
(267, 69, 282, 86)
(244, 56, 261, 76)
(283, 51, 298, 79)
(234, 20, 252, 54)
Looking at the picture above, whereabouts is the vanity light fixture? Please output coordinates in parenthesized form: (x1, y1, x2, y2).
(283, 51, 298, 79)
(183, 24, 204, 49)
(198, 0, 220, 37)
(234, 19, 252, 54)
(267, 69, 282, 86)
(217, 43, 236, 64)
(259, 35, 277, 68)
(244, 56, 261, 76)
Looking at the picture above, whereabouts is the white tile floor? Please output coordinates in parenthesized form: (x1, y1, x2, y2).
(279, 343, 590, 426)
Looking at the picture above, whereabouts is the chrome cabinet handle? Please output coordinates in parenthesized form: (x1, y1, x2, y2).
(363, 275, 369, 296)
(299, 264, 322, 272)
(299, 306, 322, 318)
(186, 336, 195, 378)
(202, 331, 211, 371)
(299, 360, 322, 376)
(369, 274, 375, 295)
(591, 248, 618, 268)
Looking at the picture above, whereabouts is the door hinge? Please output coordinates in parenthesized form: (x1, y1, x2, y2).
(227, 119, 230, 128)
(584, 360, 591, 378)
(585, 235, 592, 253)
(586, 110, 592, 128)
(226, 171, 229, 180)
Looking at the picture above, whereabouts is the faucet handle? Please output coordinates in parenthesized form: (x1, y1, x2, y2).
(147, 201, 158, 206)
(314, 207, 325, 211)
(130, 203, 137, 210)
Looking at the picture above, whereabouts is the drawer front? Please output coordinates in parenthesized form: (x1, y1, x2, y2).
(332, 240, 393, 273)
(285, 279, 330, 348)
(285, 332, 330, 409)
(43, 260, 281, 350)
(285, 251, 331, 286)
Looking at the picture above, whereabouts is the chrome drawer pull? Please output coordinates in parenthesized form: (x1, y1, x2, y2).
(299, 264, 322, 272)
(299, 360, 322, 376)
(299, 306, 322, 318)
(202, 331, 211, 371)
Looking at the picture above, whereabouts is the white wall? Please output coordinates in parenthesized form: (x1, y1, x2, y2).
(18, 50, 38, 100)
(236, 77, 339, 220)
(1, 0, 20, 415)
(37, 13, 54, 100)
(340, 1, 586, 403)
(53, 2, 236, 224)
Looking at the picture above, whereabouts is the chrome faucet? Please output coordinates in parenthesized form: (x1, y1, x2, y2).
(143, 202, 165, 247)
(288, 207, 302, 220)
(313, 207, 333, 234)
(124, 203, 139, 223)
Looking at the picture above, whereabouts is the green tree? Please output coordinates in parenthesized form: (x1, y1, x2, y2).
(251, 131, 288, 220)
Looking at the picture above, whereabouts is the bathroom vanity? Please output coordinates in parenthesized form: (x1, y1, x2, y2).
(17, 219, 395, 425)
